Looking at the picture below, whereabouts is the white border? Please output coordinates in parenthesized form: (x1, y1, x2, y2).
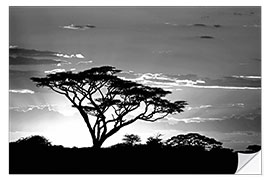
(2, 0, 268, 179)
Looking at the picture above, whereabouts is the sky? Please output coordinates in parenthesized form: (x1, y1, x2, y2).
(9, 7, 261, 150)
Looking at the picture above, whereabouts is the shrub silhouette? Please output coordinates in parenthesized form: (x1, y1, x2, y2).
(122, 134, 141, 146)
(146, 133, 164, 148)
(166, 133, 223, 151)
(14, 135, 51, 147)
(31, 66, 187, 148)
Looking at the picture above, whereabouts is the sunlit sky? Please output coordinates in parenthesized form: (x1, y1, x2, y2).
(9, 7, 261, 150)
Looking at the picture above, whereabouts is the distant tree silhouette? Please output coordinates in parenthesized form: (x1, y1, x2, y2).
(31, 66, 187, 148)
(122, 134, 141, 146)
(146, 133, 164, 148)
(14, 135, 51, 147)
(166, 133, 223, 151)
(246, 144, 261, 153)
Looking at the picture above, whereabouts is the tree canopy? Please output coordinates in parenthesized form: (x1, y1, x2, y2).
(166, 133, 223, 151)
(122, 134, 141, 146)
(31, 66, 187, 148)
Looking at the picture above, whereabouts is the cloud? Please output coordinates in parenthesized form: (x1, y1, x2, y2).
(10, 47, 62, 65)
(164, 22, 179, 26)
(10, 104, 78, 117)
(232, 75, 261, 79)
(229, 103, 245, 108)
(161, 115, 223, 124)
(224, 131, 260, 137)
(44, 69, 66, 74)
(60, 24, 96, 30)
(186, 105, 213, 111)
(76, 60, 93, 65)
(10, 56, 61, 65)
(119, 72, 261, 90)
(120, 72, 205, 87)
(55, 60, 72, 67)
(152, 50, 173, 55)
(187, 23, 222, 28)
(10, 105, 55, 112)
(55, 53, 85, 59)
(10, 47, 59, 58)
(9, 89, 35, 94)
(185, 84, 261, 90)
(9, 45, 18, 49)
(160, 107, 261, 133)
(199, 35, 215, 39)
(10, 47, 85, 66)
(202, 76, 261, 89)
(242, 24, 260, 28)
(164, 116, 223, 124)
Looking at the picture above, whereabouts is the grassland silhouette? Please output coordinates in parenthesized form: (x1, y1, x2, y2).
(10, 133, 240, 174)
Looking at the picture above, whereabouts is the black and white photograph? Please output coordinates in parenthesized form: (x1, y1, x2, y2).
(9, 6, 261, 174)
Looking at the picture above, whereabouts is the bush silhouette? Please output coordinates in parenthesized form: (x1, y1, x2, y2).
(146, 133, 164, 148)
(14, 135, 51, 147)
(246, 144, 261, 153)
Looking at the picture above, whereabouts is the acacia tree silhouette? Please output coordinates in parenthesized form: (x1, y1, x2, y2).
(31, 66, 187, 148)
(166, 133, 223, 151)
(122, 134, 141, 146)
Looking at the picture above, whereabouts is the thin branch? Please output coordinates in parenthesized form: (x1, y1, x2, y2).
(48, 85, 67, 95)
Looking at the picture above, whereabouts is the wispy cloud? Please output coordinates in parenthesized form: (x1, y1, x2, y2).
(164, 22, 179, 26)
(232, 75, 261, 79)
(229, 103, 245, 108)
(76, 60, 93, 65)
(55, 53, 85, 59)
(186, 105, 213, 111)
(10, 104, 78, 117)
(44, 69, 66, 74)
(55, 60, 72, 67)
(10, 104, 55, 112)
(10, 56, 61, 65)
(164, 115, 223, 124)
(119, 72, 261, 90)
(159, 107, 261, 133)
(185, 84, 261, 90)
(187, 23, 222, 28)
(10, 47, 85, 66)
(224, 131, 260, 137)
(242, 24, 260, 28)
(186, 103, 245, 113)
(9, 47, 58, 57)
(59, 24, 96, 30)
(9, 89, 35, 94)
(9, 45, 18, 49)
(152, 50, 173, 55)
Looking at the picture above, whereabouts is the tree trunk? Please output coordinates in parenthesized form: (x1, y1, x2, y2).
(92, 139, 105, 149)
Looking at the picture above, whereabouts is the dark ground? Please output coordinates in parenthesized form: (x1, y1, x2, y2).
(9, 143, 238, 174)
